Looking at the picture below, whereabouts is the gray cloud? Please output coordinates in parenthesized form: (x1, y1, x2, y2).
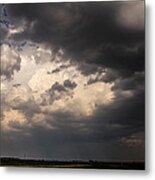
(1, 45, 21, 79)
(63, 79, 77, 89)
(112, 72, 144, 91)
(7, 2, 144, 76)
(50, 80, 77, 92)
(1, 1, 145, 162)
(1, 89, 144, 161)
(51, 82, 66, 92)
(40, 80, 76, 105)
(50, 68, 61, 74)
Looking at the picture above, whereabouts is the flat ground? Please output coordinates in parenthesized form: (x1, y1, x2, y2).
(0, 157, 145, 170)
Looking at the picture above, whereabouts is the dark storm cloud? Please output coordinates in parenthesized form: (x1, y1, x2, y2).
(1, 89, 145, 161)
(1, 1, 145, 161)
(112, 71, 144, 91)
(3, 80, 144, 148)
(93, 91, 144, 136)
(7, 1, 144, 77)
(33, 88, 145, 145)
(1, 126, 144, 161)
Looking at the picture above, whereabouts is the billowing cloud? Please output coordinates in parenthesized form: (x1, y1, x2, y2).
(2, 109, 27, 131)
(1, 44, 114, 128)
(1, 1, 145, 162)
(7, 1, 144, 76)
(1, 44, 21, 79)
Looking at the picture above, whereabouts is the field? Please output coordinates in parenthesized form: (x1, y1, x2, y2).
(0, 157, 145, 170)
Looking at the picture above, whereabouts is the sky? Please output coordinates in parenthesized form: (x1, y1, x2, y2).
(0, 1, 145, 161)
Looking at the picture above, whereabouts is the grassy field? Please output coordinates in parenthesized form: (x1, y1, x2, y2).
(0, 157, 145, 170)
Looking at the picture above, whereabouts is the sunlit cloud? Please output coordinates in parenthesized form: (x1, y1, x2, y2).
(1, 2, 144, 161)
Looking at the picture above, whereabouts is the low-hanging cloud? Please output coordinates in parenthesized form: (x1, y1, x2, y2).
(1, 1, 145, 162)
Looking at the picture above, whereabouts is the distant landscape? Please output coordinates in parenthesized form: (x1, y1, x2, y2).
(0, 157, 145, 170)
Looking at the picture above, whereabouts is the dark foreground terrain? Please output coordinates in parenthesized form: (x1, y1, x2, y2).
(0, 157, 145, 170)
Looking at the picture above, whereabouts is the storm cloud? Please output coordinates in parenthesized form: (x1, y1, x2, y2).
(8, 1, 144, 76)
(1, 1, 145, 162)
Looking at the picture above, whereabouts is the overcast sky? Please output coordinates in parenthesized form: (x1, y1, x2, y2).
(0, 1, 145, 161)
